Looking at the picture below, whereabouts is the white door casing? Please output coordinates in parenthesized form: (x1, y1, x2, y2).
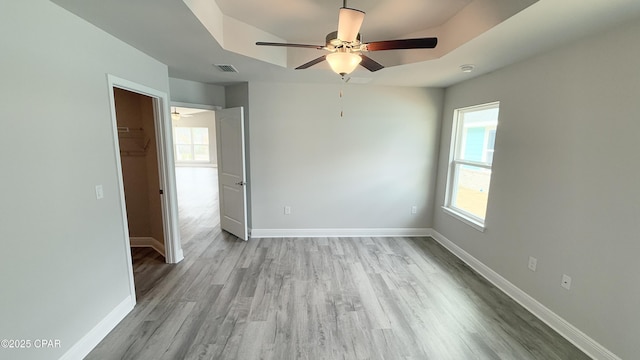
(215, 107, 248, 240)
(107, 74, 184, 274)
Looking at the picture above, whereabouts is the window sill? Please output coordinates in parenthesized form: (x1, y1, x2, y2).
(441, 206, 485, 232)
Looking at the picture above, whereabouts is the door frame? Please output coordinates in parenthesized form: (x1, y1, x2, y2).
(170, 101, 221, 112)
(107, 76, 184, 283)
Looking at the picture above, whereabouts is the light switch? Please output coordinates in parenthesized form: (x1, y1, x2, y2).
(95, 185, 104, 200)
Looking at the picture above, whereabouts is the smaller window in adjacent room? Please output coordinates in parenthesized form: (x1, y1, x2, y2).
(174, 127, 210, 162)
(444, 102, 499, 230)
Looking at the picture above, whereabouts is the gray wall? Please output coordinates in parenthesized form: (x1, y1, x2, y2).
(433, 18, 640, 359)
(248, 82, 443, 230)
(225, 82, 250, 110)
(169, 77, 225, 107)
(0, 1, 170, 359)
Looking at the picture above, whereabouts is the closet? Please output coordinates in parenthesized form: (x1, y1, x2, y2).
(113, 88, 165, 256)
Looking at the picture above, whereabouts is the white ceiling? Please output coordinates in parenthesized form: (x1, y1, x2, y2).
(216, 0, 472, 43)
(52, 0, 640, 87)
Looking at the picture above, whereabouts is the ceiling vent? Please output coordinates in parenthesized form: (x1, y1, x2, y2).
(214, 64, 239, 73)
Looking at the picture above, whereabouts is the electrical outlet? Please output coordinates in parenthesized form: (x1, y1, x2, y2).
(528, 256, 537, 272)
(284, 206, 291, 215)
(561, 274, 572, 290)
(411, 205, 417, 214)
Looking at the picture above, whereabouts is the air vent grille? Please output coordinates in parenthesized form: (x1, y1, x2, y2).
(214, 64, 239, 73)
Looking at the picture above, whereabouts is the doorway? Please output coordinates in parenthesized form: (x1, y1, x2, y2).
(170, 105, 221, 243)
(113, 88, 166, 257)
(169, 104, 248, 241)
(107, 75, 183, 279)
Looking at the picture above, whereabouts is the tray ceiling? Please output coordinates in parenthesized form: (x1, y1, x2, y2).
(51, 0, 640, 87)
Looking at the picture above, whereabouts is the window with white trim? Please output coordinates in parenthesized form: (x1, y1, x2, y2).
(174, 127, 210, 162)
(444, 102, 499, 229)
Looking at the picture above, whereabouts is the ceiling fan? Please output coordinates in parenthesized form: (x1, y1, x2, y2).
(170, 107, 193, 121)
(255, 0, 438, 77)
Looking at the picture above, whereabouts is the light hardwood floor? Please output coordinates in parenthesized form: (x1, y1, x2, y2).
(87, 167, 589, 359)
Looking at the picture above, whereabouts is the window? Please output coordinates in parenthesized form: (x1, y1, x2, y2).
(174, 127, 210, 162)
(444, 102, 499, 230)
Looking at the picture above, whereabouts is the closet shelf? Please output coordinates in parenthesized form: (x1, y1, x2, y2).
(118, 127, 151, 157)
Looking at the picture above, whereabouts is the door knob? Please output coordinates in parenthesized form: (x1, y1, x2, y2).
(235, 181, 246, 186)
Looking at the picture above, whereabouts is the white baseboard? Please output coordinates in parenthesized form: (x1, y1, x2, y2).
(250, 228, 430, 238)
(428, 229, 621, 360)
(59, 295, 135, 360)
(175, 163, 217, 168)
(170, 248, 185, 264)
(130, 237, 165, 256)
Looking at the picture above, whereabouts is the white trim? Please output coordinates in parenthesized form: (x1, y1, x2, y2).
(441, 206, 485, 232)
(251, 228, 431, 238)
(106, 75, 137, 302)
(130, 237, 166, 256)
(454, 158, 492, 169)
(170, 101, 222, 111)
(454, 101, 501, 115)
(107, 74, 183, 265)
(151, 91, 184, 264)
(428, 229, 621, 360)
(444, 101, 499, 229)
(59, 296, 135, 360)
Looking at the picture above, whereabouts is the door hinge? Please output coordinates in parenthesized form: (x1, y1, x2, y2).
(159, 189, 164, 195)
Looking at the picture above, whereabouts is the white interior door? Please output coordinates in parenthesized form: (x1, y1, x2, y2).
(215, 107, 248, 240)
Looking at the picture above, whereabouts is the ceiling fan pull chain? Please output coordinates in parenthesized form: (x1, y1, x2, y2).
(340, 88, 344, 117)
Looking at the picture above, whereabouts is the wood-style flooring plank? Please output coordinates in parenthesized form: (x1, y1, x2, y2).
(86, 168, 590, 360)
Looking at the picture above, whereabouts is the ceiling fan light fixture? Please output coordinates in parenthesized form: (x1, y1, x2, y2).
(327, 51, 362, 76)
(171, 107, 181, 121)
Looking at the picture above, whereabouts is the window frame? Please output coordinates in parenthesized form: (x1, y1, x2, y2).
(484, 128, 496, 163)
(173, 126, 210, 163)
(443, 102, 500, 231)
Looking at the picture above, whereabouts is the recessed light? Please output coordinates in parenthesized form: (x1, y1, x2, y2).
(460, 64, 475, 73)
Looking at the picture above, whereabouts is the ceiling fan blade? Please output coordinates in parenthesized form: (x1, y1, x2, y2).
(359, 55, 384, 72)
(295, 55, 327, 70)
(256, 42, 324, 49)
(337, 7, 365, 42)
(366, 37, 438, 51)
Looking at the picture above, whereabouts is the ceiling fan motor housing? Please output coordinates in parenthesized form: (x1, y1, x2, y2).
(326, 31, 361, 50)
